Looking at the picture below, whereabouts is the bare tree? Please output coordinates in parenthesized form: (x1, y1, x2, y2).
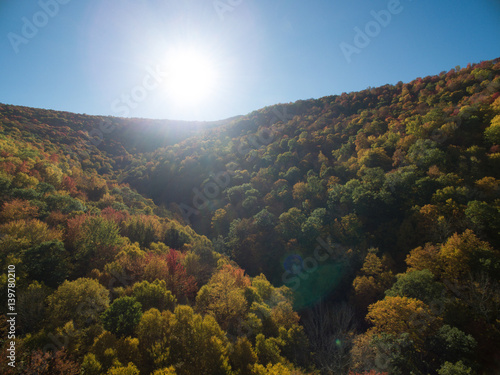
(302, 300, 357, 375)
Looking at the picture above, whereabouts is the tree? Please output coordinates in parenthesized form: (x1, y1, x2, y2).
(23, 349, 80, 375)
(431, 325, 477, 365)
(277, 207, 305, 240)
(211, 208, 230, 236)
(385, 269, 444, 305)
(0, 218, 61, 263)
(229, 337, 258, 375)
(438, 361, 475, 375)
(484, 114, 500, 145)
(142, 249, 197, 301)
(405, 243, 441, 275)
(17, 281, 49, 334)
(80, 353, 102, 375)
(90, 331, 140, 372)
(135, 308, 175, 374)
(439, 230, 499, 281)
(101, 297, 143, 337)
(153, 367, 177, 375)
(47, 278, 109, 328)
(106, 363, 140, 375)
(196, 264, 249, 332)
(255, 334, 283, 366)
(366, 296, 442, 350)
(0, 199, 38, 222)
(353, 251, 394, 312)
(131, 279, 176, 312)
(23, 240, 71, 288)
(74, 216, 122, 275)
(168, 305, 232, 375)
(122, 215, 162, 248)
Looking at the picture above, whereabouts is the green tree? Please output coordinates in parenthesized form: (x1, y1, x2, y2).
(385, 269, 444, 305)
(431, 325, 477, 366)
(47, 278, 109, 328)
(438, 361, 475, 375)
(80, 353, 102, 375)
(131, 279, 176, 312)
(107, 363, 140, 375)
(23, 240, 70, 288)
(75, 216, 121, 275)
(101, 297, 143, 337)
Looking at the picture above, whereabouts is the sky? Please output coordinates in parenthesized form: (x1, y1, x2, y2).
(0, 0, 499, 122)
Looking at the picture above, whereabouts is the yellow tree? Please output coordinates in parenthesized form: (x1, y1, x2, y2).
(196, 265, 250, 332)
(366, 296, 442, 350)
(353, 251, 394, 312)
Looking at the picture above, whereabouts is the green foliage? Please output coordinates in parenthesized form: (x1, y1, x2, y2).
(101, 297, 143, 337)
(131, 279, 176, 312)
(23, 240, 71, 288)
(432, 325, 477, 365)
(484, 114, 500, 145)
(385, 269, 444, 305)
(106, 363, 140, 375)
(438, 361, 475, 375)
(74, 215, 121, 274)
(1, 58, 500, 375)
(47, 277, 110, 328)
(81, 353, 102, 375)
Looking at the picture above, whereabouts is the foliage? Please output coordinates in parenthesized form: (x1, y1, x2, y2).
(1, 57, 500, 374)
(101, 297, 143, 337)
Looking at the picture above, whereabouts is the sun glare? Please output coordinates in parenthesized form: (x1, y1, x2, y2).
(163, 49, 218, 106)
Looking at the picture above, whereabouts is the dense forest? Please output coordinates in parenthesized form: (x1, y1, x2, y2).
(0, 57, 499, 374)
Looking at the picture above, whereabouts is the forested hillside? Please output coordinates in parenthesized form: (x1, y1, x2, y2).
(1, 58, 499, 374)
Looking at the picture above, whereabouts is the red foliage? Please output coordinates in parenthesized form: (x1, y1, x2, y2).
(101, 206, 130, 226)
(62, 175, 78, 196)
(23, 349, 80, 375)
(65, 214, 87, 250)
(0, 161, 16, 174)
(49, 154, 59, 163)
(490, 145, 500, 153)
(221, 264, 251, 288)
(46, 211, 68, 228)
(142, 249, 198, 300)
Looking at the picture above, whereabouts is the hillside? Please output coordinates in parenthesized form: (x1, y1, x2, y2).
(0, 58, 500, 374)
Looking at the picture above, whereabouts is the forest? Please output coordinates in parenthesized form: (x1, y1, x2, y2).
(0, 57, 499, 374)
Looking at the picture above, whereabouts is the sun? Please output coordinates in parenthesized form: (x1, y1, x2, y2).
(163, 48, 218, 106)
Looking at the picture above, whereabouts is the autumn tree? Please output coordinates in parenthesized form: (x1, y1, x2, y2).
(128, 279, 176, 312)
(366, 296, 442, 350)
(196, 264, 250, 332)
(353, 250, 394, 312)
(47, 278, 110, 329)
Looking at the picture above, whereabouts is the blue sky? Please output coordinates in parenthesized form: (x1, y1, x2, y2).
(1, 0, 499, 121)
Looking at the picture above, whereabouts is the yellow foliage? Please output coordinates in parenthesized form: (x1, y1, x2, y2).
(366, 296, 442, 349)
